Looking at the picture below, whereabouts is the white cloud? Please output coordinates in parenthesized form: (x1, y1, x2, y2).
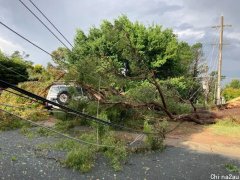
(175, 28, 205, 40)
(225, 32, 240, 41)
(0, 36, 24, 55)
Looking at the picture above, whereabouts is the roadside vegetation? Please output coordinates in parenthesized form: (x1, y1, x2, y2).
(208, 117, 240, 137)
(223, 79, 240, 101)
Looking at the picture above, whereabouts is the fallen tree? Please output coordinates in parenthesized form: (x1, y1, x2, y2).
(51, 16, 209, 125)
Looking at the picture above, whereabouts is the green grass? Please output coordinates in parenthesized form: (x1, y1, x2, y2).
(0, 118, 26, 131)
(65, 146, 96, 173)
(11, 155, 17, 161)
(34, 132, 127, 172)
(225, 163, 240, 173)
(209, 118, 240, 137)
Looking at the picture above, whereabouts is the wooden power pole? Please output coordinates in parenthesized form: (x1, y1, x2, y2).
(212, 16, 231, 105)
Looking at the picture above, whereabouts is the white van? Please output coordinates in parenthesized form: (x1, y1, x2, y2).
(46, 84, 87, 108)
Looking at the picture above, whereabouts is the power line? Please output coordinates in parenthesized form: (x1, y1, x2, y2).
(18, 0, 71, 50)
(3, 89, 39, 103)
(28, 0, 73, 48)
(0, 20, 52, 57)
(0, 80, 158, 135)
(0, 108, 115, 148)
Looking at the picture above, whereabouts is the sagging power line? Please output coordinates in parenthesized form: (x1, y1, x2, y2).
(0, 80, 158, 135)
(0, 20, 52, 57)
(0, 108, 115, 148)
(18, 0, 71, 50)
(27, 0, 73, 48)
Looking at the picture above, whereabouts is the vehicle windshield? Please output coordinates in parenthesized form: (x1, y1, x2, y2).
(49, 86, 68, 93)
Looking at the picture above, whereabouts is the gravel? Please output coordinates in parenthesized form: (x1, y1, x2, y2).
(0, 130, 239, 180)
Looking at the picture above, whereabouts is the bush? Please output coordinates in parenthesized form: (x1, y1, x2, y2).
(101, 132, 127, 171)
(55, 132, 127, 172)
(143, 120, 168, 151)
(223, 87, 240, 101)
(167, 99, 192, 115)
(65, 146, 96, 173)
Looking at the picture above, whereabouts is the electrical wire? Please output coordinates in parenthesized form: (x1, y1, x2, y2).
(3, 89, 40, 103)
(18, 0, 70, 50)
(0, 80, 158, 135)
(0, 108, 115, 148)
(28, 0, 73, 48)
(0, 20, 52, 57)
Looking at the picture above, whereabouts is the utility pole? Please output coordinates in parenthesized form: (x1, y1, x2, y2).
(212, 16, 231, 105)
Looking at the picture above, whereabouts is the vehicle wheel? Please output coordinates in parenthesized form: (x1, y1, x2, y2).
(57, 91, 70, 105)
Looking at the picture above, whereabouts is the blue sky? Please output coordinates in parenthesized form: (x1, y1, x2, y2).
(0, 0, 239, 83)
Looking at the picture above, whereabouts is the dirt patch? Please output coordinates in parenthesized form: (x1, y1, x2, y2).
(166, 121, 240, 159)
(212, 108, 240, 119)
(36, 117, 56, 127)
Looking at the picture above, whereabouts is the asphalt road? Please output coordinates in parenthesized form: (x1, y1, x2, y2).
(0, 130, 239, 180)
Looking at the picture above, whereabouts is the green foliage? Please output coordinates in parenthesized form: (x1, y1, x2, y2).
(143, 120, 167, 150)
(65, 146, 96, 173)
(223, 79, 240, 101)
(11, 155, 18, 161)
(0, 50, 32, 85)
(53, 15, 203, 126)
(225, 163, 240, 173)
(226, 79, 240, 89)
(126, 81, 156, 103)
(223, 87, 240, 101)
(20, 126, 35, 138)
(55, 139, 81, 151)
(167, 100, 192, 115)
(0, 113, 26, 131)
(0, 82, 50, 122)
(56, 133, 98, 173)
(64, 15, 195, 92)
(209, 118, 240, 137)
(101, 132, 127, 171)
(36, 127, 52, 137)
(54, 131, 127, 172)
(54, 120, 75, 132)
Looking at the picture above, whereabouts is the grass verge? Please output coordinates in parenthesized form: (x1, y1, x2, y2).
(208, 118, 240, 137)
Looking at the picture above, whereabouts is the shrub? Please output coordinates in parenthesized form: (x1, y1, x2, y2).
(143, 120, 168, 151)
(65, 146, 96, 173)
(101, 132, 127, 171)
(225, 163, 240, 173)
(167, 99, 192, 115)
(223, 87, 240, 101)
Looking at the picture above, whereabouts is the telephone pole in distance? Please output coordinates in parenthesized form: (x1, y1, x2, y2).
(212, 15, 231, 105)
